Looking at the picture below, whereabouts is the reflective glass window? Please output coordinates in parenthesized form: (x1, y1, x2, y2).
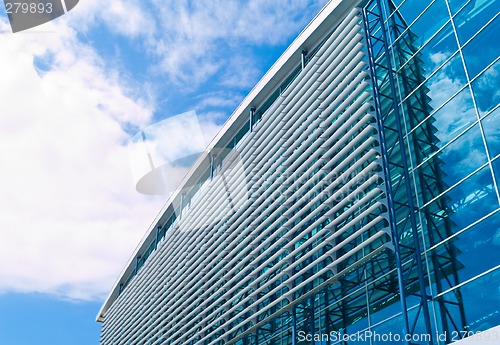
(493, 157, 500, 192)
(438, 268, 500, 332)
(481, 107, 500, 158)
(366, 270, 422, 325)
(447, 0, 470, 15)
(399, 52, 466, 116)
(462, 15, 500, 80)
(407, 0, 450, 48)
(392, 0, 405, 9)
(428, 211, 500, 295)
(471, 60, 500, 117)
(370, 304, 431, 345)
(412, 22, 459, 77)
(424, 52, 467, 110)
(454, 0, 500, 44)
(414, 124, 486, 206)
(422, 165, 498, 246)
(395, 0, 433, 27)
(407, 303, 434, 342)
(412, 85, 477, 149)
(370, 313, 406, 345)
(369, 295, 403, 326)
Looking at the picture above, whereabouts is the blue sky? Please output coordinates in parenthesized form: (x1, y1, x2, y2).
(0, 1, 329, 344)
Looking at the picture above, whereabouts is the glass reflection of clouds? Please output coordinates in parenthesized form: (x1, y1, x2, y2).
(428, 86, 476, 146)
(385, 0, 500, 337)
(418, 22, 458, 72)
(128, 111, 210, 195)
(482, 107, 500, 158)
(417, 124, 487, 189)
(461, 13, 499, 79)
(472, 60, 500, 116)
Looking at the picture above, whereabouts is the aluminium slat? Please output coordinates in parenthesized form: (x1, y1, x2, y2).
(154, 107, 376, 342)
(210, 227, 389, 345)
(178, 163, 386, 344)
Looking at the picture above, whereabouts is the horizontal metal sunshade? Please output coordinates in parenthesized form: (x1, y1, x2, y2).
(101, 8, 390, 345)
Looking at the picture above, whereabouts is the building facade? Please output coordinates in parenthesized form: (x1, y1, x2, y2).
(97, 0, 500, 344)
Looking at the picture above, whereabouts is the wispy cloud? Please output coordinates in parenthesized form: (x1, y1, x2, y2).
(61, 0, 155, 37)
(148, 0, 328, 85)
(71, 0, 328, 87)
(218, 54, 263, 89)
(194, 91, 243, 111)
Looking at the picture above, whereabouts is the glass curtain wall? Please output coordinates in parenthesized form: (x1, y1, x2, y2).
(364, 0, 500, 344)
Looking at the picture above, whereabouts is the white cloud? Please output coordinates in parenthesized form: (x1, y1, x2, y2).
(62, 0, 155, 37)
(0, 18, 165, 301)
(219, 54, 262, 89)
(147, 0, 329, 85)
(194, 91, 243, 111)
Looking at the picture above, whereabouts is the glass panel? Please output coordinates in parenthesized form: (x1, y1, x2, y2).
(391, 0, 405, 9)
(481, 107, 500, 158)
(454, 0, 500, 44)
(324, 284, 370, 335)
(414, 22, 458, 76)
(412, 85, 477, 148)
(472, 60, 500, 117)
(462, 15, 500, 80)
(400, 52, 466, 117)
(493, 158, 500, 194)
(396, 21, 458, 84)
(416, 123, 486, 189)
(422, 165, 499, 246)
(368, 302, 433, 345)
(395, 0, 433, 27)
(448, 0, 470, 15)
(367, 269, 405, 325)
(428, 211, 500, 295)
(407, 0, 450, 48)
(438, 267, 500, 333)
(406, 303, 436, 345)
(425, 52, 467, 109)
(370, 313, 406, 345)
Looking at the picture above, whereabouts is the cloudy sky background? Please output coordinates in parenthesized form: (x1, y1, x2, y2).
(0, 1, 329, 344)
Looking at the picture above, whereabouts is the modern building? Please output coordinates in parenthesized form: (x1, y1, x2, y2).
(97, 0, 500, 344)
